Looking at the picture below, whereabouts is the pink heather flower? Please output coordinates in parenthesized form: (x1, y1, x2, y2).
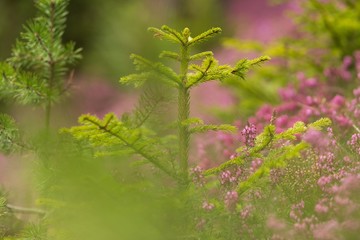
(340, 69, 352, 81)
(275, 115, 289, 128)
(343, 156, 351, 164)
(327, 127, 337, 147)
(297, 71, 306, 81)
(279, 86, 296, 101)
(240, 205, 252, 219)
(270, 168, 284, 184)
(219, 170, 237, 185)
(230, 153, 237, 159)
(334, 115, 352, 127)
(190, 166, 204, 186)
(303, 128, 329, 149)
(342, 55, 352, 68)
(317, 176, 332, 189)
(341, 220, 360, 231)
(224, 190, 238, 211)
(317, 153, 335, 172)
(335, 174, 360, 194)
(276, 102, 298, 113)
(251, 158, 263, 172)
(267, 215, 287, 231)
(315, 199, 329, 214)
(330, 95, 345, 108)
(313, 220, 340, 240)
(347, 133, 360, 155)
(217, 132, 234, 147)
(334, 195, 351, 206)
(256, 104, 273, 121)
(290, 200, 305, 222)
(301, 77, 318, 89)
(354, 87, 360, 97)
(223, 149, 232, 158)
(202, 201, 215, 211)
(241, 122, 257, 148)
(294, 222, 307, 231)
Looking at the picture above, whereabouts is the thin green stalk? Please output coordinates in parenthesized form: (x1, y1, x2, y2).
(45, 101, 51, 130)
(45, 2, 56, 130)
(178, 45, 190, 185)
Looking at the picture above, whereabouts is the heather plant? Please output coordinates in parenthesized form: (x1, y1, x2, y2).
(221, 0, 360, 120)
(1, 0, 360, 240)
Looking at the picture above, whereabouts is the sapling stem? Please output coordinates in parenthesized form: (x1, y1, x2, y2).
(178, 41, 190, 186)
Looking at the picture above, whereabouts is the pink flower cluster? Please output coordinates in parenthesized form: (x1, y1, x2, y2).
(347, 133, 360, 155)
(190, 166, 205, 187)
(224, 190, 238, 211)
(241, 122, 257, 147)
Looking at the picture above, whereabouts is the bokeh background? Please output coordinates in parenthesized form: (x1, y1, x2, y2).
(0, 0, 294, 219)
(0, 0, 294, 122)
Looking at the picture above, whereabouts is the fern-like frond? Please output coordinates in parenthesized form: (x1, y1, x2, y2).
(186, 55, 269, 88)
(275, 121, 307, 141)
(187, 56, 219, 88)
(131, 87, 166, 128)
(189, 51, 214, 61)
(231, 56, 271, 79)
(247, 124, 276, 154)
(181, 117, 236, 134)
(203, 157, 245, 176)
(148, 26, 185, 45)
(159, 51, 180, 61)
(308, 117, 332, 130)
(119, 72, 150, 87)
(181, 117, 204, 126)
(188, 27, 222, 46)
(63, 113, 177, 179)
(190, 124, 237, 134)
(127, 54, 181, 87)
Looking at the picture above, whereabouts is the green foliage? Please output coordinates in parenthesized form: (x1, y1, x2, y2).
(0, 62, 47, 104)
(63, 113, 177, 180)
(68, 25, 269, 187)
(0, 114, 24, 154)
(204, 118, 332, 196)
(0, 0, 81, 128)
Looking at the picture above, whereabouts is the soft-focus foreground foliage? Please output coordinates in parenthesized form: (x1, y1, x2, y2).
(1, 0, 360, 239)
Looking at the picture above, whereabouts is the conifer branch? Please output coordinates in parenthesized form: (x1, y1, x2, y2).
(189, 51, 213, 61)
(161, 25, 186, 45)
(237, 142, 308, 195)
(203, 157, 245, 176)
(129, 54, 181, 86)
(148, 26, 184, 45)
(188, 27, 222, 46)
(66, 114, 178, 180)
(4, 0, 81, 128)
(132, 87, 165, 128)
(189, 124, 237, 134)
(232, 56, 271, 79)
(83, 116, 176, 179)
(159, 51, 181, 61)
